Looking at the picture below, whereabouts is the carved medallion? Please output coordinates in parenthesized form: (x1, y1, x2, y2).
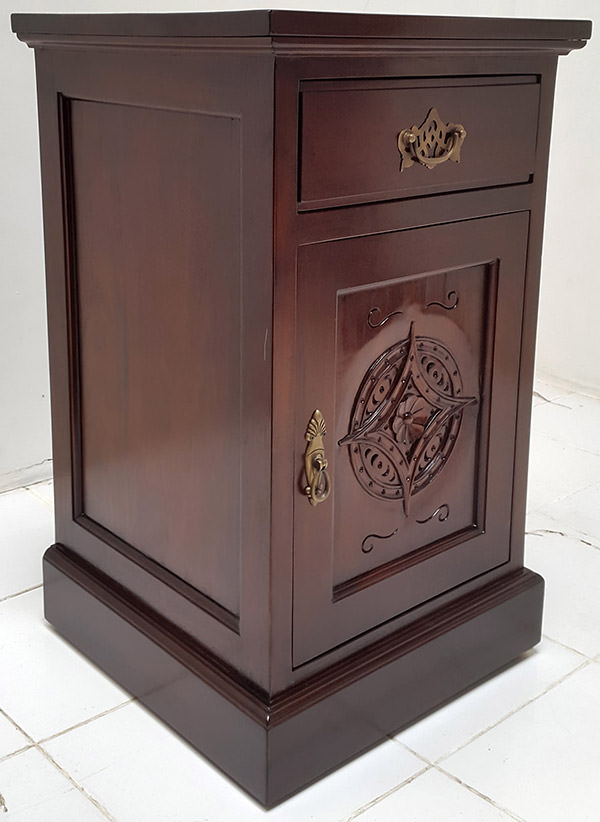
(339, 323, 477, 516)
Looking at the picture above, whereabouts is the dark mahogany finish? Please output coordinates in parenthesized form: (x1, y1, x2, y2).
(299, 77, 540, 209)
(12, 10, 590, 808)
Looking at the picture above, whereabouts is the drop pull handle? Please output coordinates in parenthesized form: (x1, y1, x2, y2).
(397, 107, 466, 171)
(303, 410, 331, 507)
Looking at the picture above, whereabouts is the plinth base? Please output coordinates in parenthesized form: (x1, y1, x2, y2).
(44, 544, 543, 808)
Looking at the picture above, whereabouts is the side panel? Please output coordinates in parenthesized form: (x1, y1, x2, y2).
(35, 46, 274, 686)
(70, 99, 242, 619)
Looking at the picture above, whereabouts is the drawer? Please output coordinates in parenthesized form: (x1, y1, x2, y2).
(299, 77, 540, 210)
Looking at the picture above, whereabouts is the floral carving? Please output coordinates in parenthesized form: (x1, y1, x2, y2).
(391, 395, 429, 445)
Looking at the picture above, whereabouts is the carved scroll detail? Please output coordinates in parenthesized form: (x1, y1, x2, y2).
(417, 504, 450, 524)
(367, 307, 403, 329)
(426, 290, 459, 311)
(361, 529, 399, 554)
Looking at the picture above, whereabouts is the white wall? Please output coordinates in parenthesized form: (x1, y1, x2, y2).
(1, 0, 597, 490)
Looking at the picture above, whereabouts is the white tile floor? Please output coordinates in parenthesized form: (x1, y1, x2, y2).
(1, 376, 599, 821)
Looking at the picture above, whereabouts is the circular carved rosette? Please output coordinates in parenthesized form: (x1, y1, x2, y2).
(339, 322, 477, 516)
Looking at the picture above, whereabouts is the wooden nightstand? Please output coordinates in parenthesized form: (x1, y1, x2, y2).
(12, 10, 591, 807)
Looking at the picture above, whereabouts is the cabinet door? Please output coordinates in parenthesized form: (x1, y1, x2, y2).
(293, 212, 529, 665)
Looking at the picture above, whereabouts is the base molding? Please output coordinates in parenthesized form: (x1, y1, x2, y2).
(44, 544, 543, 807)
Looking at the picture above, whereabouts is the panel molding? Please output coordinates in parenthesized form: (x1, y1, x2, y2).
(293, 213, 526, 666)
(45, 541, 542, 726)
(75, 513, 240, 633)
(58, 94, 243, 631)
(331, 259, 499, 597)
(332, 522, 481, 601)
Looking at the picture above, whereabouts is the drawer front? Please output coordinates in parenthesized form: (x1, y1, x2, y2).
(299, 77, 539, 210)
(292, 212, 529, 665)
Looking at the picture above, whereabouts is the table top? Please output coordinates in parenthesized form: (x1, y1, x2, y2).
(11, 9, 592, 44)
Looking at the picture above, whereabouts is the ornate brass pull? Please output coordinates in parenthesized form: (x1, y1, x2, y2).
(397, 107, 466, 171)
(304, 410, 331, 507)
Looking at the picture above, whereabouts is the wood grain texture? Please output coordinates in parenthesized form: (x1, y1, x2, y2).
(33, 42, 274, 687)
(13, 8, 590, 808)
(292, 212, 528, 664)
(299, 77, 539, 209)
(12, 10, 591, 43)
(69, 98, 242, 617)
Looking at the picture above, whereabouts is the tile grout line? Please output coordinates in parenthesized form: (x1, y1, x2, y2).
(541, 633, 597, 661)
(527, 475, 600, 511)
(2, 390, 595, 819)
(346, 737, 527, 822)
(343, 765, 432, 821)
(526, 487, 600, 531)
(0, 584, 43, 604)
(0, 700, 133, 751)
(35, 743, 116, 821)
(24, 483, 54, 510)
(385, 736, 433, 765)
(532, 395, 575, 410)
(434, 764, 528, 822)
(0, 744, 35, 766)
(385, 656, 591, 775)
(526, 525, 600, 552)
(431, 659, 592, 767)
(37, 698, 135, 746)
(533, 387, 600, 405)
(533, 375, 600, 401)
(0, 704, 131, 821)
(0, 709, 34, 746)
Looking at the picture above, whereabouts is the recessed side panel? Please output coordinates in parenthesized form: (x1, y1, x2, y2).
(68, 99, 242, 618)
(333, 262, 496, 595)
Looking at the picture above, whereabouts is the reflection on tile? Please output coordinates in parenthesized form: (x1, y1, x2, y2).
(0, 747, 106, 820)
(442, 663, 600, 822)
(395, 638, 584, 763)
(356, 767, 515, 821)
(0, 588, 129, 741)
(525, 522, 600, 658)
(44, 701, 423, 822)
(0, 488, 52, 599)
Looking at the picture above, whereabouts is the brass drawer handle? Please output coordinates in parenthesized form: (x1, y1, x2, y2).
(398, 107, 466, 171)
(304, 410, 331, 506)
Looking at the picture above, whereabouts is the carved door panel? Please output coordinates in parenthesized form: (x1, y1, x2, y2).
(293, 212, 529, 665)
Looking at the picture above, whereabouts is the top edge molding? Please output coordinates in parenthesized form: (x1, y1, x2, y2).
(11, 9, 592, 50)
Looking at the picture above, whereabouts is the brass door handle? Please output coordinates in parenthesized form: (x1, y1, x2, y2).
(397, 107, 466, 171)
(304, 410, 331, 506)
